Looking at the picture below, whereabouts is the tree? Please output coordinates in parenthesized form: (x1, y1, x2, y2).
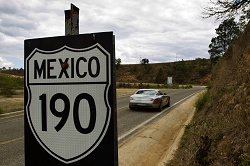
(140, 58, 149, 65)
(208, 18, 240, 63)
(115, 58, 121, 70)
(202, 0, 250, 20)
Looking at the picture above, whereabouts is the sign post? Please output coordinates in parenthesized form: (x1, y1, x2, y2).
(65, 4, 79, 36)
(24, 32, 118, 165)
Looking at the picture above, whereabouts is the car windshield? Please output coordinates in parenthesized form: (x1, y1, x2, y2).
(136, 90, 157, 95)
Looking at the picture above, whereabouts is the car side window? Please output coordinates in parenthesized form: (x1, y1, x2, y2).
(158, 91, 163, 95)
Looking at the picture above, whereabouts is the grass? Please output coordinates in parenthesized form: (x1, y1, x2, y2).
(116, 88, 138, 96)
(0, 89, 24, 114)
(194, 90, 209, 112)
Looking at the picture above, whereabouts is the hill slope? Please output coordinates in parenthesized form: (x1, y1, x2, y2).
(167, 22, 250, 165)
(116, 59, 211, 85)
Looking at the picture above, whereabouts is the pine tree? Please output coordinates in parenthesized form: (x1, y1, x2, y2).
(208, 18, 240, 64)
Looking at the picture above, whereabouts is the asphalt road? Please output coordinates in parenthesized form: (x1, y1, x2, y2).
(0, 113, 24, 166)
(117, 86, 205, 140)
(0, 86, 205, 166)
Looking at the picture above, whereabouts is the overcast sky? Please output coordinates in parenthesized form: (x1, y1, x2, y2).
(0, 0, 220, 68)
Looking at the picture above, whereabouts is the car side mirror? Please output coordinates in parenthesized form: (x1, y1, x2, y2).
(164, 93, 167, 95)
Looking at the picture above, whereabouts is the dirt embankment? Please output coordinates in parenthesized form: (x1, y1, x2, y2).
(118, 92, 202, 166)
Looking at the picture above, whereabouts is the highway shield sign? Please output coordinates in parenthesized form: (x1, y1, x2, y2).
(24, 32, 117, 165)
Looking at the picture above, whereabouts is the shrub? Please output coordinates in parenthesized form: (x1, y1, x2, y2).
(172, 84, 180, 89)
(163, 84, 171, 89)
(182, 84, 193, 89)
(0, 75, 17, 97)
(138, 83, 144, 89)
(239, 153, 250, 166)
(125, 83, 131, 88)
(195, 91, 209, 112)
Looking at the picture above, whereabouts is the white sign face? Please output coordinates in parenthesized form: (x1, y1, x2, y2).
(168, 77, 172, 85)
(25, 44, 111, 164)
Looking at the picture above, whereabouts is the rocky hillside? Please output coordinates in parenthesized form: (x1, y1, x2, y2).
(167, 22, 250, 165)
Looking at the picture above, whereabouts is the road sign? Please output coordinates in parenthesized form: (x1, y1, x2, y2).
(24, 32, 117, 165)
(168, 77, 172, 85)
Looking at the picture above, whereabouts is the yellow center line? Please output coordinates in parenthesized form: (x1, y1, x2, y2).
(0, 136, 24, 145)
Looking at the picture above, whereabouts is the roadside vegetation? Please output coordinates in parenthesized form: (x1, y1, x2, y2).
(194, 90, 209, 113)
(0, 73, 24, 114)
(0, 91, 24, 114)
(166, 14, 250, 166)
(0, 74, 23, 97)
(117, 82, 192, 89)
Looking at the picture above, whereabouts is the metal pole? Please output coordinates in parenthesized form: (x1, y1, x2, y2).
(65, 4, 79, 35)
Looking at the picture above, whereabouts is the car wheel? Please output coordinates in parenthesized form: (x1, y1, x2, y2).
(166, 98, 170, 107)
(157, 101, 163, 112)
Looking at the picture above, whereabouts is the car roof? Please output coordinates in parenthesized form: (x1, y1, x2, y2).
(137, 89, 159, 91)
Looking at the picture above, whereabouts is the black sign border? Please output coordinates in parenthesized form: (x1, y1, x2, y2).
(24, 32, 118, 166)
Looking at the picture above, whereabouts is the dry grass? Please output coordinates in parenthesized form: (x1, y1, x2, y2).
(116, 88, 137, 97)
(0, 89, 24, 114)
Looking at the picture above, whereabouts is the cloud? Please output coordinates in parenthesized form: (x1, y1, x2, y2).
(0, 0, 220, 68)
(0, 56, 14, 68)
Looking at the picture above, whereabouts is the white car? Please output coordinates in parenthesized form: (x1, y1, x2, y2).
(129, 89, 170, 111)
